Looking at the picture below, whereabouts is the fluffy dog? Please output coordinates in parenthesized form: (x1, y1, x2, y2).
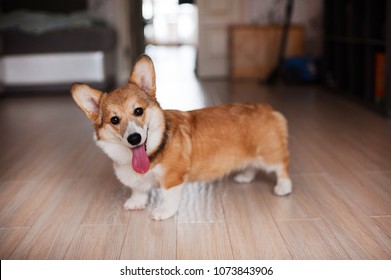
(71, 55, 292, 220)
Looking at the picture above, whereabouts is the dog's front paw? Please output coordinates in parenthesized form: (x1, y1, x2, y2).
(274, 178, 292, 196)
(151, 206, 177, 221)
(151, 184, 183, 220)
(124, 192, 148, 210)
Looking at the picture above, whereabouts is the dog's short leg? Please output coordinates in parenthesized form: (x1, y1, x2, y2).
(275, 177, 292, 196)
(151, 184, 183, 220)
(233, 168, 256, 183)
(124, 189, 149, 210)
(274, 165, 292, 196)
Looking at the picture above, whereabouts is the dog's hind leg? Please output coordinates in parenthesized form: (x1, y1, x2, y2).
(273, 164, 292, 196)
(233, 168, 257, 183)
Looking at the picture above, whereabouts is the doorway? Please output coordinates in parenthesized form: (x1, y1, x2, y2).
(141, 0, 202, 110)
(142, 0, 198, 46)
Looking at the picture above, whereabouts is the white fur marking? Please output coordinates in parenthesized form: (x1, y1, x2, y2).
(96, 137, 132, 165)
(274, 178, 292, 196)
(233, 169, 256, 183)
(124, 190, 149, 210)
(151, 184, 184, 220)
(145, 107, 165, 154)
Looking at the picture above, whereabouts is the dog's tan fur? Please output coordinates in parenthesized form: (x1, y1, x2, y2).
(71, 55, 291, 220)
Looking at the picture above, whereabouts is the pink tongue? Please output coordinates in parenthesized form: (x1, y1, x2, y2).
(131, 144, 150, 174)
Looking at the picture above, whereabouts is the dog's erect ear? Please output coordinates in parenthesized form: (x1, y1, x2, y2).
(71, 83, 103, 122)
(129, 54, 156, 97)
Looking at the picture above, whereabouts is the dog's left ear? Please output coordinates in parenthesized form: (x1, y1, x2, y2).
(129, 54, 156, 97)
(71, 83, 103, 123)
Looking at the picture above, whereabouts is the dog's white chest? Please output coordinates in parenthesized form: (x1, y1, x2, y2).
(113, 163, 160, 192)
(97, 138, 161, 191)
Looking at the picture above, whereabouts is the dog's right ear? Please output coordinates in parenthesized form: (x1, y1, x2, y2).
(129, 54, 156, 98)
(71, 83, 102, 122)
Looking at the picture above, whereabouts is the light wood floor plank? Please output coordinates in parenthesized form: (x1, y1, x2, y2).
(276, 219, 349, 259)
(0, 181, 41, 227)
(259, 174, 321, 220)
(120, 218, 177, 259)
(0, 227, 29, 259)
(120, 204, 177, 260)
(371, 216, 391, 242)
(222, 180, 291, 259)
(301, 174, 391, 259)
(64, 224, 127, 260)
(340, 131, 391, 171)
(8, 178, 106, 259)
(289, 135, 325, 175)
(0, 179, 69, 227)
(178, 182, 225, 223)
(9, 223, 79, 259)
(80, 177, 130, 226)
(177, 222, 233, 259)
(340, 172, 391, 217)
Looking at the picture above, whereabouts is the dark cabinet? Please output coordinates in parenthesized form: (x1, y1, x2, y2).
(323, 0, 391, 116)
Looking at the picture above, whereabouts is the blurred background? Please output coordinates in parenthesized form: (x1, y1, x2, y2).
(0, 0, 322, 87)
(0, 0, 389, 115)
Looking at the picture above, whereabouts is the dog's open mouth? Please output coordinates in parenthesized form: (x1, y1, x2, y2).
(131, 127, 149, 174)
(131, 144, 150, 174)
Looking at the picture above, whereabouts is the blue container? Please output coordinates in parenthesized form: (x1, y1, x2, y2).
(282, 56, 319, 83)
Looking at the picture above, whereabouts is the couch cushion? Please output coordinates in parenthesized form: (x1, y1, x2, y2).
(2, 26, 116, 55)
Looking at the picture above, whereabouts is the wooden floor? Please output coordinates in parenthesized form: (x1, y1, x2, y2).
(1, 46, 391, 260)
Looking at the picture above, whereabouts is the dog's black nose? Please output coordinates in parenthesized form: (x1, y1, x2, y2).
(127, 133, 142, 146)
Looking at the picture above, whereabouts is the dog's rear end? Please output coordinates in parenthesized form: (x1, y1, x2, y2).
(162, 103, 291, 195)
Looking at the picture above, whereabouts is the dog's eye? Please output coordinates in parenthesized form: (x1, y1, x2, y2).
(110, 116, 120, 125)
(134, 107, 144, 117)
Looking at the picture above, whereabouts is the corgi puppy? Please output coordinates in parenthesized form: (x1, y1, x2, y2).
(71, 55, 292, 220)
